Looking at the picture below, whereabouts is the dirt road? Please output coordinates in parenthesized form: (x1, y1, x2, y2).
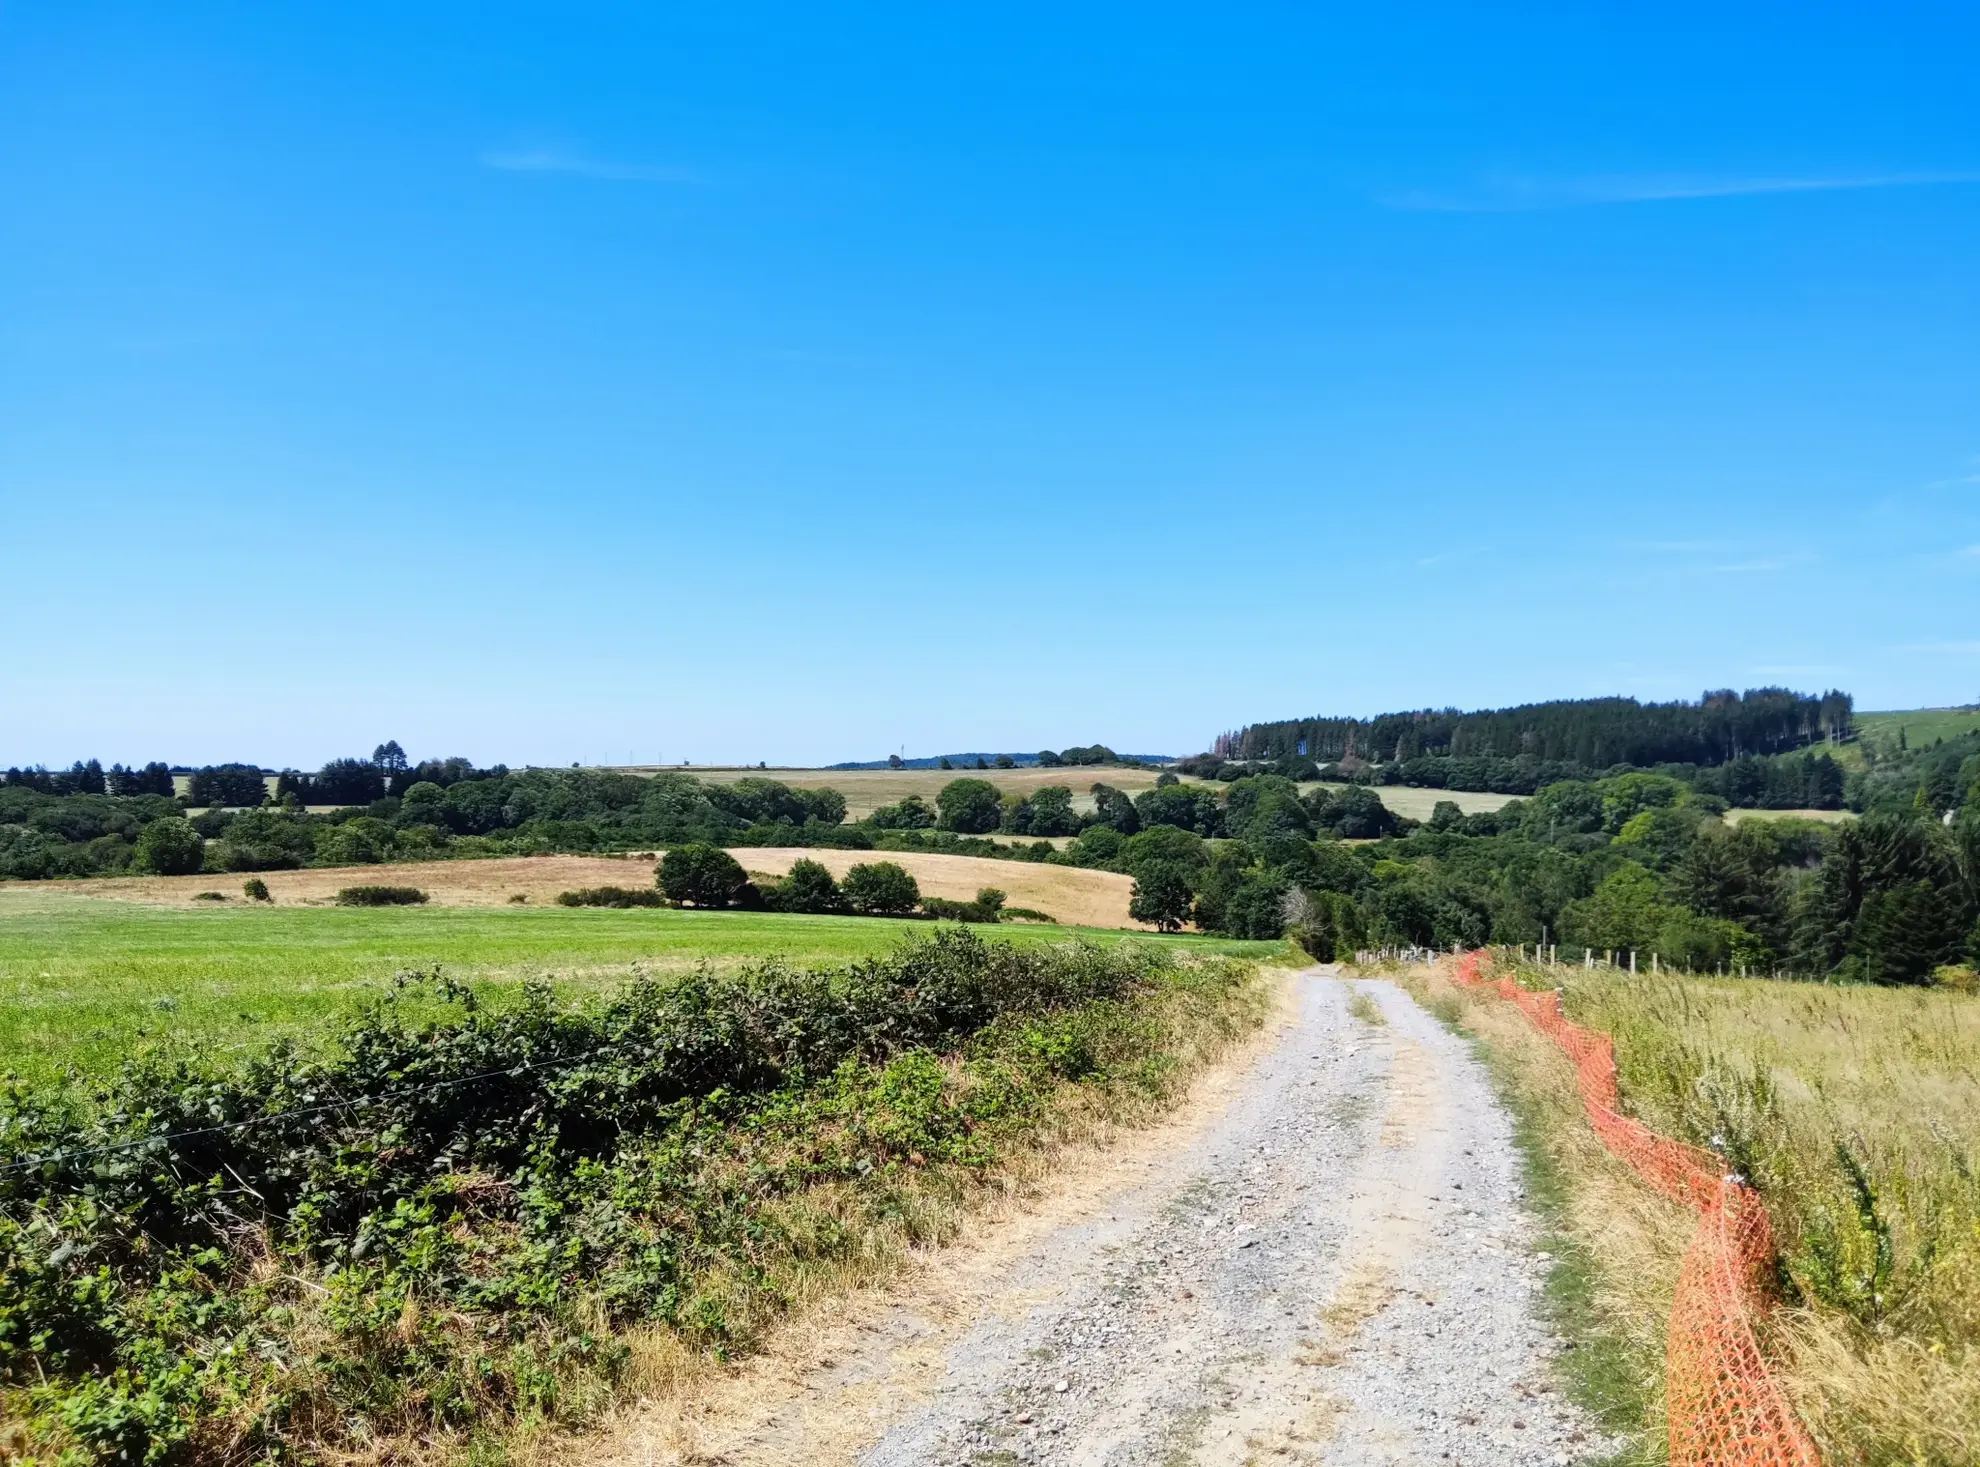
(609, 967, 1607, 1467)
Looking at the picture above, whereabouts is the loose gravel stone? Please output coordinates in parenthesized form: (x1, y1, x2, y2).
(857, 968, 1617, 1467)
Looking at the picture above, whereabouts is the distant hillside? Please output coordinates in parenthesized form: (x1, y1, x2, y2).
(829, 751, 1175, 771)
(1215, 688, 1853, 770)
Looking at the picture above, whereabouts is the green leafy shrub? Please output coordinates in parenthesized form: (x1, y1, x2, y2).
(935, 778, 1002, 834)
(242, 877, 271, 902)
(764, 857, 842, 913)
(556, 886, 666, 908)
(921, 887, 1007, 924)
(1129, 862, 1195, 930)
(0, 932, 1245, 1465)
(132, 816, 204, 876)
(657, 842, 749, 907)
(1002, 906, 1058, 923)
(841, 860, 920, 915)
(333, 885, 428, 906)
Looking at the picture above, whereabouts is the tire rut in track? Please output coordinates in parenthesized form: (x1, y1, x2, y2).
(600, 967, 1613, 1467)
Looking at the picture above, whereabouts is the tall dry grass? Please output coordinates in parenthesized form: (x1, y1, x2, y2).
(1544, 968, 1980, 1467)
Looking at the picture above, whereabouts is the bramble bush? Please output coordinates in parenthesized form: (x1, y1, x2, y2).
(333, 885, 428, 906)
(556, 886, 666, 908)
(0, 932, 1245, 1465)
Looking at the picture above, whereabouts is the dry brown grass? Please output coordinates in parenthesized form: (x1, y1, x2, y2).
(670, 765, 1175, 819)
(60, 854, 669, 909)
(1556, 968, 1980, 1467)
(1297, 782, 1517, 820)
(735, 848, 1137, 928)
(61, 850, 1141, 928)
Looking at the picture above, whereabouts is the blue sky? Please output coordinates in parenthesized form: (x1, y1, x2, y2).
(3, 4, 1977, 769)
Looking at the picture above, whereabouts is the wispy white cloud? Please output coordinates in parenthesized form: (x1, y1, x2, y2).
(1382, 170, 1980, 213)
(1415, 546, 1489, 567)
(481, 147, 698, 184)
(1621, 538, 1731, 554)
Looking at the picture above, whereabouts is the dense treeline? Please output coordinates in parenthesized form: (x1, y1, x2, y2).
(9, 727, 1977, 983)
(1217, 688, 1853, 769)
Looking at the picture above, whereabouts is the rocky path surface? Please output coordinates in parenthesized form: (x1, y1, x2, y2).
(611, 967, 1610, 1467)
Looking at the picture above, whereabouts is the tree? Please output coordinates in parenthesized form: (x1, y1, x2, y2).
(1214, 873, 1292, 939)
(311, 758, 387, 807)
(1036, 750, 1063, 768)
(64, 760, 107, 796)
(109, 761, 175, 797)
(134, 816, 205, 876)
(841, 860, 920, 915)
(1119, 824, 1208, 879)
(1428, 800, 1464, 832)
(1851, 880, 1966, 984)
(869, 794, 936, 830)
(994, 753, 1016, 769)
(372, 741, 409, 774)
(888, 753, 905, 769)
(1129, 862, 1195, 931)
(658, 843, 749, 907)
(213, 810, 318, 871)
(1089, 784, 1141, 834)
(1134, 783, 1222, 836)
(937, 778, 1003, 834)
(316, 817, 394, 865)
(187, 764, 270, 808)
(940, 756, 954, 770)
(770, 857, 842, 914)
(1020, 785, 1079, 837)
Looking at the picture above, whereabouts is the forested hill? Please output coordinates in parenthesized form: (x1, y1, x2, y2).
(1216, 689, 1854, 770)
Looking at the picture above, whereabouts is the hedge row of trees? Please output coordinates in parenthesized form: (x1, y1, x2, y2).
(1215, 687, 1854, 771)
(1121, 757, 1980, 985)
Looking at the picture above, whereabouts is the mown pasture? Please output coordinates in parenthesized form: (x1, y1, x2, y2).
(0, 886, 1280, 1086)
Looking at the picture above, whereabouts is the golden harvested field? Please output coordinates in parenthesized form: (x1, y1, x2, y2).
(63, 855, 669, 908)
(683, 766, 1523, 824)
(60, 851, 1137, 928)
(1298, 782, 1517, 819)
(659, 764, 1173, 818)
(732, 847, 1137, 928)
(1722, 807, 1855, 825)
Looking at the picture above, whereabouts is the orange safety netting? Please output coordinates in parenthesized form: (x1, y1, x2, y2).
(1447, 950, 1820, 1467)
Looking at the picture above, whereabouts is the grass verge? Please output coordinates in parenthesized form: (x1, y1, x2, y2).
(1395, 957, 1980, 1467)
(1388, 961, 1691, 1466)
(0, 929, 1272, 1467)
(1550, 965, 1979, 1467)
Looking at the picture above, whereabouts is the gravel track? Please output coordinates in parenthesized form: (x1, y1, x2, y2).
(609, 966, 1612, 1467)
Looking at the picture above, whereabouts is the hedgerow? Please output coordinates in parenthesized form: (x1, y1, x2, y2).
(0, 931, 1250, 1465)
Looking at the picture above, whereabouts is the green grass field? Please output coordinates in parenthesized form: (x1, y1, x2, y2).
(1855, 705, 1980, 752)
(0, 889, 1280, 1084)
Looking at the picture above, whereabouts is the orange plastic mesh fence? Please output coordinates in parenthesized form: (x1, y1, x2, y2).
(1448, 951, 1820, 1467)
